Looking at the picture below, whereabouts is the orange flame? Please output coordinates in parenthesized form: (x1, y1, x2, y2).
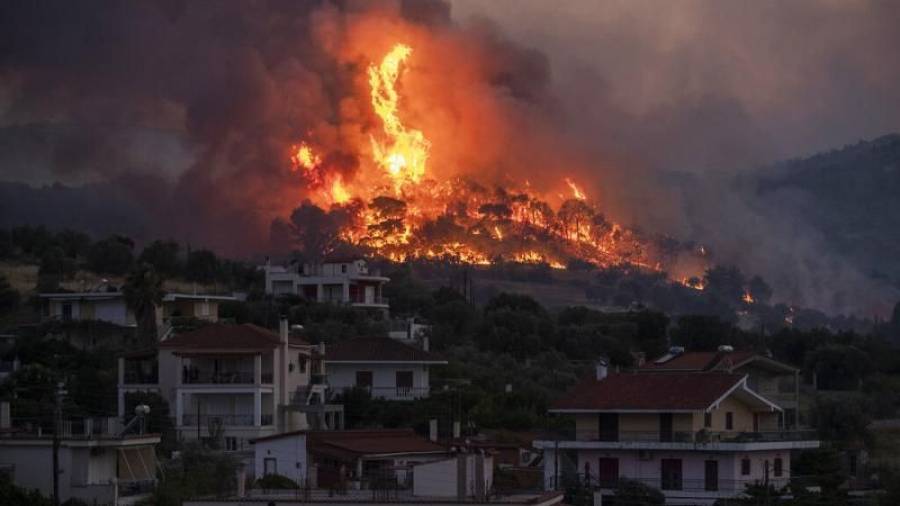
(368, 43, 431, 193)
(565, 177, 587, 200)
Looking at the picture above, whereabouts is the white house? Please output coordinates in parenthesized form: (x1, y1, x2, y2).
(264, 257, 389, 312)
(534, 365, 820, 505)
(251, 430, 310, 486)
(0, 407, 160, 505)
(117, 320, 343, 456)
(325, 337, 447, 400)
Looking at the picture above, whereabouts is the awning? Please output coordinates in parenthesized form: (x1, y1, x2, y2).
(118, 445, 158, 482)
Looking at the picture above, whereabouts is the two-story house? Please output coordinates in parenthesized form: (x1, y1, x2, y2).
(325, 337, 447, 400)
(264, 257, 390, 312)
(534, 364, 819, 505)
(118, 320, 343, 455)
(641, 346, 802, 428)
(40, 287, 237, 345)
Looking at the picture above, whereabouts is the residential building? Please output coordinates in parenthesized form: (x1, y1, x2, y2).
(325, 337, 447, 400)
(39, 287, 237, 342)
(117, 320, 344, 457)
(0, 407, 159, 505)
(641, 346, 802, 427)
(264, 257, 390, 312)
(412, 454, 493, 499)
(534, 364, 819, 505)
(307, 429, 450, 489)
(252, 430, 310, 486)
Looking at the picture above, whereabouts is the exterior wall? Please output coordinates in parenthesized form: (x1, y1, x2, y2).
(327, 363, 431, 400)
(254, 435, 309, 485)
(413, 455, 493, 498)
(0, 444, 121, 504)
(48, 298, 133, 326)
(575, 448, 791, 504)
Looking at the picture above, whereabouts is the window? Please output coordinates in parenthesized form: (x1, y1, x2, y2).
(597, 413, 619, 442)
(704, 412, 712, 428)
(225, 437, 238, 452)
(598, 458, 618, 488)
(297, 355, 307, 374)
(741, 458, 751, 476)
(774, 458, 783, 477)
(785, 408, 797, 428)
(61, 303, 73, 321)
(356, 371, 373, 388)
(661, 459, 682, 490)
(396, 371, 413, 390)
(849, 453, 858, 475)
(726, 412, 734, 430)
(341, 264, 347, 273)
(264, 457, 277, 475)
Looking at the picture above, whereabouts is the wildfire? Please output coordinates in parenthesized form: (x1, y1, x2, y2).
(285, 43, 707, 281)
(742, 291, 755, 304)
(565, 177, 587, 201)
(368, 43, 431, 193)
(681, 277, 706, 291)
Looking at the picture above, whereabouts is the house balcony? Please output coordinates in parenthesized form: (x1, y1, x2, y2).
(181, 413, 274, 427)
(535, 430, 820, 451)
(123, 370, 159, 385)
(575, 475, 792, 495)
(345, 386, 430, 400)
(181, 369, 273, 385)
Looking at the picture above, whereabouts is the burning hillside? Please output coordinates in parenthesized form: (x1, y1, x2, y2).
(284, 43, 705, 279)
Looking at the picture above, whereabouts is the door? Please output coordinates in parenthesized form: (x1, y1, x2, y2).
(365, 285, 376, 303)
(264, 457, 277, 475)
(661, 459, 682, 490)
(598, 458, 619, 488)
(753, 413, 760, 432)
(659, 413, 674, 442)
(395, 371, 413, 398)
(356, 371, 373, 389)
(705, 460, 719, 491)
(598, 413, 619, 442)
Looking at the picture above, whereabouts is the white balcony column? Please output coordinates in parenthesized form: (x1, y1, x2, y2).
(254, 354, 262, 385)
(176, 355, 183, 386)
(117, 357, 125, 386)
(176, 391, 184, 427)
(254, 390, 262, 427)
(316, 284, 324, 302)
(342, 282, 350, 303)
(117, 389, 125, 418)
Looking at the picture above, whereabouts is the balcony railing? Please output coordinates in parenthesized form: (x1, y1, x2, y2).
(350, 296, 389, 306)
(346, 386, 430, 399)
(570, 475, 792, 493)
(182, 414, 273, 427)
(182, 370, 255, 384)
(572, 430, 818, 444)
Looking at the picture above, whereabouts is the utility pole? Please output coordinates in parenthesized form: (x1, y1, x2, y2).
(52, 381, 67, 506)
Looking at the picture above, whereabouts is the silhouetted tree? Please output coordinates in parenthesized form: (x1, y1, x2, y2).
(124, 264, 164, 346)
(139, 240, 182, 277)
(87, 235, 135, 275)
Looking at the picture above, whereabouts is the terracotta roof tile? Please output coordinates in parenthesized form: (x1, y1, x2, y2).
(640, 351, 759, 371)
(551, 372, 744, 411)
(325, 337, 446, 363)
(309, 429, 447, 457)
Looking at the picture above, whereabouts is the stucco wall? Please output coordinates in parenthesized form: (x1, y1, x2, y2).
(254, 434, 308, 485)
(327, 363, 430, 400)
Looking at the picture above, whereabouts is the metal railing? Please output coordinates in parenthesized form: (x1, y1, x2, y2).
(345, 386, 430, 399)
(569, 429, 819, 444)
(182, 370, 255, 384)
(181, 413, 274, 427)
(570, 474, 792, 493)
(350, 296, 389, 305)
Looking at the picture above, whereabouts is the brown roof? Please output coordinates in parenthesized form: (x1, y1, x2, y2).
(640, 350, 759, 371)
(551, 372, 744, 412)
(325, 337, 446, 363)
(159, 323, 309, 349)
(309, 429, 447, 458)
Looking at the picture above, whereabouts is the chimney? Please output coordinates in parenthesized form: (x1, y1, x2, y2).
(429, 418, 438, 442)
(595, 358, 609, 380)
(453, 420, 461, 439)
(318, 342, 326, 356)
(422, 336, 430, 352)
(279, 317, 289, 344)
(0, 401, 10, 430)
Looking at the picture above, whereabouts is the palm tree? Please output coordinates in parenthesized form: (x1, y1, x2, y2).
(124, 263, 164, 347)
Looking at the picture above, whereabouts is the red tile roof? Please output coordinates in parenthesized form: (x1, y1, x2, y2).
(325, 337, 446, 363)
(159, 323, 310, 349)
(640, 351, 758, 371)
(309, 429, 447, 458)
(551, 372, 744, 411)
